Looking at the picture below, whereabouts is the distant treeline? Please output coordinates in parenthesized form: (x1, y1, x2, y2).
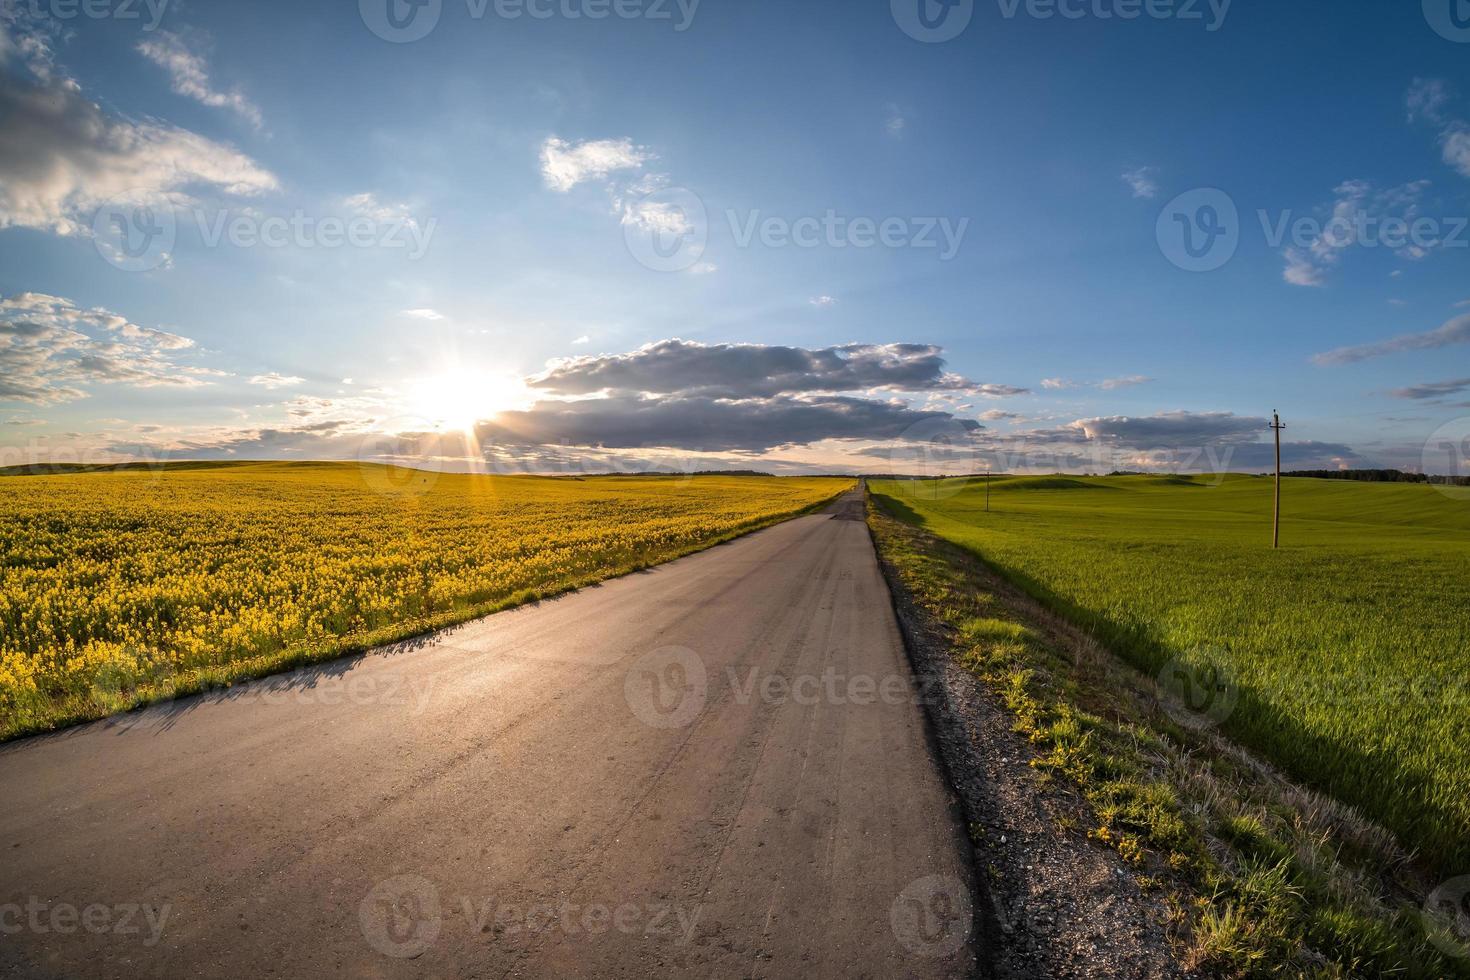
(1283, 468, 1470, 486)
(605, 469, 775, 477)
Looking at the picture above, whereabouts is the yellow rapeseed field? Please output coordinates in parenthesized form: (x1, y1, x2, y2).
(0, 462, 851, 738)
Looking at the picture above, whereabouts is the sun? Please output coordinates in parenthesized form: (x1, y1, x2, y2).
(404, 368, 532, 433)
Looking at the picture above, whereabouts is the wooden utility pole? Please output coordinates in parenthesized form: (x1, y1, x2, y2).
(986, 465, 991, 513)
(1270, 410, 1286, 549)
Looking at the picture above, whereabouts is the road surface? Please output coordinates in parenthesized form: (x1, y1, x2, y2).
(0, 490, 977, 978)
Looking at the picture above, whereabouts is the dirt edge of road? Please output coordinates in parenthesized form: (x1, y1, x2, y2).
(865, 498, 1188, 979)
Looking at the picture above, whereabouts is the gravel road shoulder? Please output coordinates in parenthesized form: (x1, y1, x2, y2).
(867, 504, 1191, 980)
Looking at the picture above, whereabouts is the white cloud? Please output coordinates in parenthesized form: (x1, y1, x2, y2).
(1407, 78, 1450, 125)
(884, 104, 907, 138)
(0, 8, 59, 78)
(571, 335, 591, 345)
(1044, 375, 1153, 391)
(540, 136, 700, 260)
(342, 193, 430, 240)
(688, 262, 718, 275)
(1283, 247, 1327, 287)
(540, 137, 651, 192)
(620, 195, 692, 236)
(1121, 166, 1160, 199)
(1280, 179, 1431, 286)
(0, 61, 277, 236)
(0, 293, 217, 405)
(1406, 80, 1470, 181)
(400, 308, 445, 321)
(1441, 125, 1470, 179)
(248, 373, 305, 389)
(1313, 314, 1470, 365)
(1098, 375, 1153, 390)
(810, 295, 837, 308)
(136, 32, 262, 129)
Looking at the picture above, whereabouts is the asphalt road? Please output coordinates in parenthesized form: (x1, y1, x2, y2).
(0, 490, 978, 979)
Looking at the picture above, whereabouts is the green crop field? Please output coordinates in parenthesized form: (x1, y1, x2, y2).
(869, 474, 1470, 877)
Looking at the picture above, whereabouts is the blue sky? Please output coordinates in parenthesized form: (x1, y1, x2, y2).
(2, 0, 1469, 475)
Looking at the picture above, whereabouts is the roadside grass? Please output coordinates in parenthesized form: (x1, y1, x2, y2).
(0, 463, 852, 739)
(867, 474, 1470, 880)
(867, 496, 1470, 978)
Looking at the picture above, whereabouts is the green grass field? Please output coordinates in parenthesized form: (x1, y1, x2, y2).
(869, 474, 1470, 877)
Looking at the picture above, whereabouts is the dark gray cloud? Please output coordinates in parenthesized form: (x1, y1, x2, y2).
(1072, 411, 1267, 448)
(852, 412, 1365, 474)
(856, 435, 1363, 474)
(1313, 314, 1470, 365)
(86, 339, 997, 463)
(1389, 377, 1470, 400)
(475, 394, 981, 453)
(101, 405, 1372, 476)
(529, 339, 1026, 399)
